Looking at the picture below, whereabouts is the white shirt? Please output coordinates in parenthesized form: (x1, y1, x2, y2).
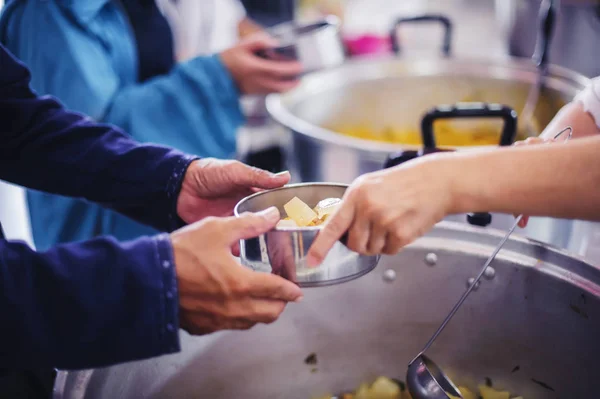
(156, 0, 246, 61)
(575, 77, 600, 129)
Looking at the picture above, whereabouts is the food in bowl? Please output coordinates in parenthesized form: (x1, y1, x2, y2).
(277, 196, 342, 228)
(314, 376, 523, 399)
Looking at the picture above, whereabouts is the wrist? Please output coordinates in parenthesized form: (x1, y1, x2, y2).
(435, 150, 491, 215)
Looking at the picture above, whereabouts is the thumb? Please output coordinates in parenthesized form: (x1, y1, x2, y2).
(226, 207, 281, 243)
(246, 269, 304, 302)
(230, 162, 291, 189)
(306, 201, 356, 267)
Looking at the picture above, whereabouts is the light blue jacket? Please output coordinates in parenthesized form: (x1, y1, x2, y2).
(0, 0, 245, 250)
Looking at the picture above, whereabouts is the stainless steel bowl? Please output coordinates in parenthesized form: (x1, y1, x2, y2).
(258, 16, 346, 74)
(234, 183, 379, 287)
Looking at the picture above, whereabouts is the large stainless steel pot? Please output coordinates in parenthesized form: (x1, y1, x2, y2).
(265, 45, 592, 252)
(54, 222, 600, 398)
(266, 56, 588, 183)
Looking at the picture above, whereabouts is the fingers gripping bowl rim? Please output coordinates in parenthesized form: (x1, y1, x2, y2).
(234, 183, 380, 287)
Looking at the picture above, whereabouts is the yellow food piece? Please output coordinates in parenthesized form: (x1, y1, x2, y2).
(283, 197, 318, 227)
(278, 197, 343, 228)
(369, 376, 402, 399)
(349, 377, 401, 399)
(324, 379, 522, 399)
(314, 198, 343, 219)
(458, 386, 476, 399)
(478, 385, 510, 399)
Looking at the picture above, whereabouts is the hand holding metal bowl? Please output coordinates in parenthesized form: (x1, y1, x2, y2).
(234, 183, 379, 287)
(255, 16, 346, 74)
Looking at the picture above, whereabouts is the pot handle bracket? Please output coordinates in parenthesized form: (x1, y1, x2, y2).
(383, 103, 518, 228)
(424, 103, 517, 227)
(390, 14, 453, 56)
(421, 103, 518, 149)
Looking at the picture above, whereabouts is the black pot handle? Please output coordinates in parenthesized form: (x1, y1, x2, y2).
(384, 103, 518, 227)
(421, 103, 518, 227)
(421, 103, 518, 149)
(383, 148, 451, 169)
(390, 14, 452, 56)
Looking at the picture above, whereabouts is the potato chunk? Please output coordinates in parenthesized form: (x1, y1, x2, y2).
(314, 197, 342, 220)
(283, 197, 318, 227)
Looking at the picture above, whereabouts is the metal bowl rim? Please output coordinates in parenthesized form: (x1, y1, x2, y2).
(233, 182, 349, 232)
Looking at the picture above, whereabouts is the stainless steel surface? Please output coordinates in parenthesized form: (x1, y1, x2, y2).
(234, 183, 379, 287)
(407, 126, 573, 399)
(265, 16, 346, 74)
(266, 55, 591, 253)
(55, 221, 600, 399)
(407, 216, 521, 399)
(498, 0, 600, 78)
(519, 0, 556, 137)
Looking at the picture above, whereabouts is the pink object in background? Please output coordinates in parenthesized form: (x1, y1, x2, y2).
(343, 34, 393, 57)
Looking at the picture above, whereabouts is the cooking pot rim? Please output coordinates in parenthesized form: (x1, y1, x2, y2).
(266, 55, 591, 153)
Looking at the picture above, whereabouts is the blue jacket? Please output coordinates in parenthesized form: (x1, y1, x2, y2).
(0, 44, 191, 369)
(0, 0, 245, 250)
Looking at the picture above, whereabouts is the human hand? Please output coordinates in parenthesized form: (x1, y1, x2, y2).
(176, 159, 290, 225)
(512, 136, 555, 228)
(307, 156, 454, 265)
(172, 207, 303, 334)
(238, 17, 264, 39)
(220, 33, 303, 95)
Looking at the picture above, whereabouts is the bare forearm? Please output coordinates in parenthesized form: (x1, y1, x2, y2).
(540, 102, 599, 140)
(447, 136, 600, 221)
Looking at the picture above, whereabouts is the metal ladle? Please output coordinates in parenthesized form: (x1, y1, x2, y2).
(406, 126, 573, 399)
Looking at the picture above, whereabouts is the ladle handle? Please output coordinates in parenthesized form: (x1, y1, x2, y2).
(534, 0, 557, 69)
(418, 216, 522, 356)
(390, 14, 452, 56)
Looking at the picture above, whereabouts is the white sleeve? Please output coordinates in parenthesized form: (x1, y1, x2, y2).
(574, 77, 600, 129)
(210, 0, 247, 53)
(229, 0, 247, 19)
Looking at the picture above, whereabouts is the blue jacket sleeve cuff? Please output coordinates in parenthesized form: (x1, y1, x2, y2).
(165, 154, 200, 231)
(152, 233, 182, 354)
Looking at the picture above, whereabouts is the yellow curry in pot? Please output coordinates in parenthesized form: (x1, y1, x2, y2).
(330, 120, 531, 147)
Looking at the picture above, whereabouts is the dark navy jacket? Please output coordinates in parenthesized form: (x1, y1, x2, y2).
(0, 44, 194, 370)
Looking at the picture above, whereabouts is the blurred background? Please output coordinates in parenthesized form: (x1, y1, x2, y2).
(1, 0, 599, 260)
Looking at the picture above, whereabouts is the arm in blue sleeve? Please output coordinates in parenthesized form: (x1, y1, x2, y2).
(0, 44, 196, 231)
(0, 1, 244, 158)
(0, 233, 180, 369)
(107, 55, 245, 156)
